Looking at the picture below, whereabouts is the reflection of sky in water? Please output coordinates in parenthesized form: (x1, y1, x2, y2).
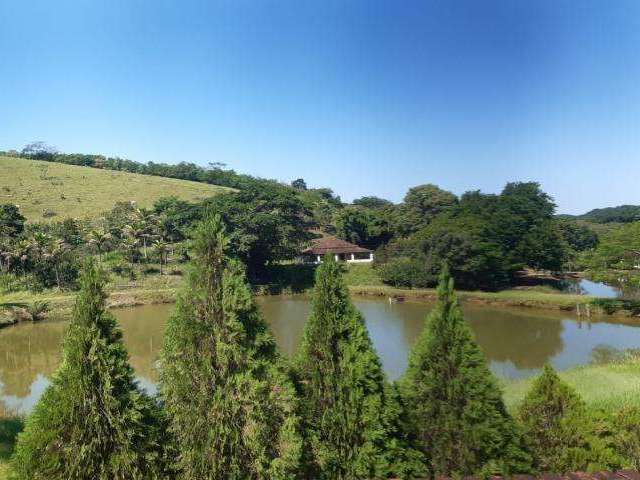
(578, 279, 620, 298)
(136, 376, 158, 396)
(1, 375, 50, 415)
(1, 375, 158, 415)
(4, 298, 640, 414)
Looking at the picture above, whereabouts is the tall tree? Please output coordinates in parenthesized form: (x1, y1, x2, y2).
(295, 255, 423, 479)
(398, 266, 532, 477)
(203, 181, 312, 278)
(10, 260, 166, 479)
(160, 213, 302, 479)
(395, 184, 457, 235)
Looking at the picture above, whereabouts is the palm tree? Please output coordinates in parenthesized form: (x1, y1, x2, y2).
(88, 229, 112, 263)
(154, 239, 169, 275)
(122, 224, 143, 262)
(129, 209, 160, 260)
(45, 239, 70, 289)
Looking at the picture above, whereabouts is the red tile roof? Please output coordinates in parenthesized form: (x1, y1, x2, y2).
(303, 235, 372, 255)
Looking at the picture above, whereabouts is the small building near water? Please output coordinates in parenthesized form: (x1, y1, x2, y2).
(302, 235, 374, 264)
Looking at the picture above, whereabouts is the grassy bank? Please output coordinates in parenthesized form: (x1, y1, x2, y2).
(0, 271, 181, 326)
(2, 266, 635, 326)
(349, 284, 590, 311)
(503, 356, 640, 413)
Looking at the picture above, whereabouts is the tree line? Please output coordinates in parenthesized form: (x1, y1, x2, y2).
(0, 146, 608, 291)
(0, 180, 315, 293)
(7, 214, 640, 479)
(332, 183, 598, 290)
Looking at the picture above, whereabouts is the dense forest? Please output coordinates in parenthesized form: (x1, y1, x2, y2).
(1, 144, 638, 297)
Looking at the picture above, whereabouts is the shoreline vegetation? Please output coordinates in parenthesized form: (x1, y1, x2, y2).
(0, 267, 636, 330)
(2, 262, 638, 329)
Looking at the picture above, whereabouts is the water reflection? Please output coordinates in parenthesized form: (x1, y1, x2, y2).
(3, 298, 640, 414)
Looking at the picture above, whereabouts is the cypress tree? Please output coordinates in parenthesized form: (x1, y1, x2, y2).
(518, 364, 605, 473)
(159, 213, 302, 479)
(10, 260, 166, 480)
(398, 266, 532, 477)
(295, 255, 425, 480)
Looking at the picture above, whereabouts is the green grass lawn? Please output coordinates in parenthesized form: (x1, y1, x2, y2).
(342, 263, 384, 287)
(503, 357, 640, 413)
(0, 155, 232, 222)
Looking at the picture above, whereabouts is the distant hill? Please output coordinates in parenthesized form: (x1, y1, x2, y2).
(564, 205, 640, 224)
(0, 156, 232, 222)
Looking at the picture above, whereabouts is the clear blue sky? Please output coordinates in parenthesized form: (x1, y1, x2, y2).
(1, 1, 639, 214)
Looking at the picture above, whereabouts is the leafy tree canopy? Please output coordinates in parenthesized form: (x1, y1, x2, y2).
(203, 182, 313, 277)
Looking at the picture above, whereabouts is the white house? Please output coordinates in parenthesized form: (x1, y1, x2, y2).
(302, 235, 374, 264)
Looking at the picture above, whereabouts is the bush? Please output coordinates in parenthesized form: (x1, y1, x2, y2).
(613, 406, 640, 469)
(0, 273, 38, 294)
(378, 257, 433, 288)
(518, 365, 624, 473)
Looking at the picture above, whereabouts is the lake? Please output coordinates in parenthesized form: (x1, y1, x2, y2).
(2, 296, 640, 415)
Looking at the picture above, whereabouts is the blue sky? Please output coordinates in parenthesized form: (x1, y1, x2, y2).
(1, 0, 639, 214)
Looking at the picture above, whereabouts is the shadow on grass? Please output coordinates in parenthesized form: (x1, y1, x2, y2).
(0, 417, 23, 461)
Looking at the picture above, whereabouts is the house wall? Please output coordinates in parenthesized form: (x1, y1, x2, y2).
(303, 252, 374, 264)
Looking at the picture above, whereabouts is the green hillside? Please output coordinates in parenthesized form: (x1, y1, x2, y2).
(0, 156, 232, 222)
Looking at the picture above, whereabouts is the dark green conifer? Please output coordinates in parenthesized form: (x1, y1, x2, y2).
(398, 266, 532, 477)
(518, 364, 611, 473)
(295, 255, 424, 479)
(10, 260, 166, 480)
(159, 213, 302, 479)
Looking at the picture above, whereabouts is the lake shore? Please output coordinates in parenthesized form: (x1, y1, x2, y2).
(349, 285, 589, 310)
(1, 275, 636, 328)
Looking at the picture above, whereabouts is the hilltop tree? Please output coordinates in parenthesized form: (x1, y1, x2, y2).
(291, 178, 308, 190)
(398, 266, 532, 477)
(10, 260, 166, 479)
(518, 364, 621, 473)
(295, 255, 425, 479)
(160, 213, 302, 479)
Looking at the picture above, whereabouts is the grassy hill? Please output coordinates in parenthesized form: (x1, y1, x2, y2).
(0, 156, 232, 222)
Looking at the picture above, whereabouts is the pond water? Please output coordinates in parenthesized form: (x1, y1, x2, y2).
(2, 297, 640, 414)
(565, 278, 621, 298)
